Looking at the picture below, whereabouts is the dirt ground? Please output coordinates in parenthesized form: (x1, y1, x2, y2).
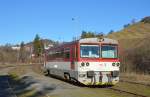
(1, 64, 150, 97)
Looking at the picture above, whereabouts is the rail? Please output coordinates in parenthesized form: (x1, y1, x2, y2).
(109, 87, 148, 97)
(120, 80, 150, 87)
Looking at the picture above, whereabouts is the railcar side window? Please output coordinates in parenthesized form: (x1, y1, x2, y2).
(64, 48, 70, 59)
(64, 52, 70, 59)
(60, 49, 64, 57)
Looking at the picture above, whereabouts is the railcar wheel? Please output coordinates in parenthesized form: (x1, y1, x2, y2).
(64, 73, 70, 80)
(44, 70, 50, 76)
(48, 70, 50, 75)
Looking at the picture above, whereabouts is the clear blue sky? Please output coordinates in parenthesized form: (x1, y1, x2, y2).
(0, 0, 149, 45)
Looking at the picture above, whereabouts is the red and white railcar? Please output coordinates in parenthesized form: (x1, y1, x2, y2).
(44, 38, 120, 85)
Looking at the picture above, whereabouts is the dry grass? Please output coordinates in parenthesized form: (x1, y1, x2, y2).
(107, 22, 150, 40)
(31, 63, 44, 75)
(8, 65, 29, 77)
(120, 73, 150, 84)
(7, 63, 43, 76)
(107, 22, 150, 50)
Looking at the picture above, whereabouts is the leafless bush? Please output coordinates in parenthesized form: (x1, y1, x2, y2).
(120, 38, 150, 74)
(0, 46, 18, 64)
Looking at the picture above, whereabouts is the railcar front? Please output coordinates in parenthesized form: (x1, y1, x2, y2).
(77, 38, 120, 85)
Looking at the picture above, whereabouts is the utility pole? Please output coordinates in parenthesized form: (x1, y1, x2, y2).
(72, 17, 82, 40)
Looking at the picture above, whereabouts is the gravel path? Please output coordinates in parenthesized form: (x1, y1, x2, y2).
(17, 68, 79, 96)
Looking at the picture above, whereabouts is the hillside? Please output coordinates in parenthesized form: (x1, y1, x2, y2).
(107, 17, 150, 74)
(107, 22, 150, 50)
(108, 22, 150, 39)
(26, 39, 57, 47)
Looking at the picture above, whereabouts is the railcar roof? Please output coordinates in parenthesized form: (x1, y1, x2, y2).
(63, 38, 118, 44)
(47, 38, 118, 51)
(79, 38, 118, 44)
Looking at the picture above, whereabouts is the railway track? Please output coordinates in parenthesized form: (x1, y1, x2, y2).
(120, 80, 150, 87)
(109, 87, 148, 97)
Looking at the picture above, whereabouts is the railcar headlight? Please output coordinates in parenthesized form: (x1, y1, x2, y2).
(86, 62, 90, 66)
(116, 63, 120, 67)
(81, 62, 85, 66)
(112, 63, 115, 66)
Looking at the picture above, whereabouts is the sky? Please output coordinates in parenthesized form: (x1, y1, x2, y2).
(0, 0, 150, 45)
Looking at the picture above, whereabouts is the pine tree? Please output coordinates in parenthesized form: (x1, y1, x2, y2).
(108, 30, 114, 34)
(81, 31, 87, 38)
(33, 34, 44, 57)
(81, 31, 95, 38)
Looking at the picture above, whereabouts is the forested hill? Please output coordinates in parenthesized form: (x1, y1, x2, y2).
(107, 16, 150, 74)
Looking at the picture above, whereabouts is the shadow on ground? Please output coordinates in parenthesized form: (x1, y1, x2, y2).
(46, 74, 113, 88)
(8, 75, 56, 97)
(6, 74, 113, 97)
(0, 75, 16, 97)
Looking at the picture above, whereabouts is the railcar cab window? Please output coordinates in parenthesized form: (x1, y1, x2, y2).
(80, 45, 100, 58)
(101, 45, 118, 58)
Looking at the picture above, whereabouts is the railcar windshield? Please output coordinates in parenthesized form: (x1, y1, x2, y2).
(80, 45, 100, 58)
(101, 45, 118, 58)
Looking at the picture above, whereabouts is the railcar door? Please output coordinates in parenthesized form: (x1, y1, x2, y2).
(70, 45, 76, 70)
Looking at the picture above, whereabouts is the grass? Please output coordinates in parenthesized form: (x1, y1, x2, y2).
(19, 90, 37, 97)
(113, 82, 150, 97)
(48, 88, 135, 97)
(120, 73, 150, 84)
(9, 72, 20, 81)
(8, 65, 27, 77)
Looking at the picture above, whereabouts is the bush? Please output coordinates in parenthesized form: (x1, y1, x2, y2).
(141, 16, 150, 23)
